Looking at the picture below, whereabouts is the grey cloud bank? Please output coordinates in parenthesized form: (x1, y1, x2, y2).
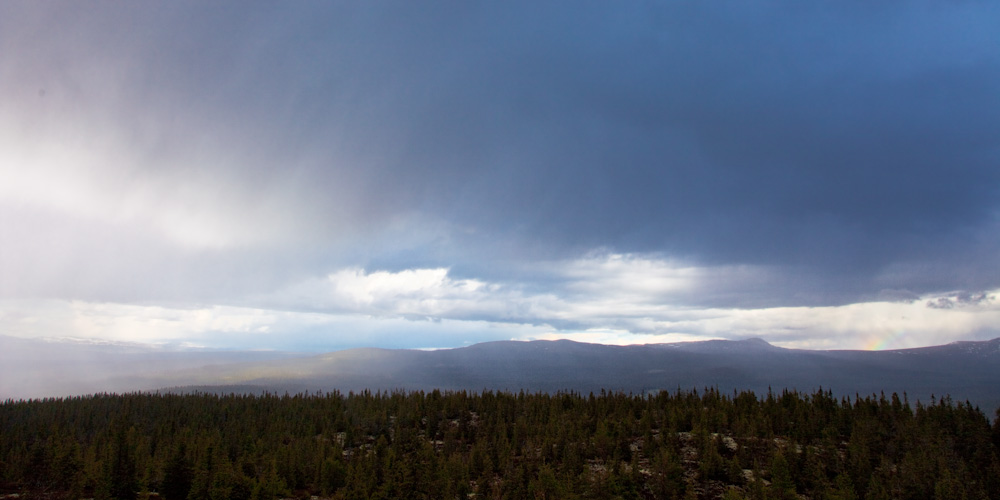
(1, 2, 998, 351)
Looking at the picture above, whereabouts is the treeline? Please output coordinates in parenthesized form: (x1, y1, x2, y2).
(2, 388, 999, 500)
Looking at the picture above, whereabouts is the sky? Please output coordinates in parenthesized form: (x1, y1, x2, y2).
(1, 1, 999, 352)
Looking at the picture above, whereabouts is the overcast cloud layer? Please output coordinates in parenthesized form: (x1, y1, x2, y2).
(1, 2, 999, 351)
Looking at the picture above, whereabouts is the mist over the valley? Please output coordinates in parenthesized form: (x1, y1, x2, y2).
(5, 335, 998, 418)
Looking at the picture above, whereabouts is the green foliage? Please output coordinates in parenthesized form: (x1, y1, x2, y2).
(766, 451, 795, 500)
(722, 488, 747, 500)
(101, 420, 138, 500)
(161, 444, 193, 500)
(0, 389, 998, 499)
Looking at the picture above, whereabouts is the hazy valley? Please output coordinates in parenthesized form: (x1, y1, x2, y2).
(5, 335, 998, 417)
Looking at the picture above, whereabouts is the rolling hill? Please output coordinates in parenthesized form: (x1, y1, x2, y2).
(3, 335, 998, 416)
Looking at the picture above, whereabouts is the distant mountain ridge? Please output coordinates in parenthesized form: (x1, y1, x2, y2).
(2, 335, 999, 416)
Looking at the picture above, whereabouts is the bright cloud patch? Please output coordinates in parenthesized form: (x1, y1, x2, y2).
(263, 256, 1000, 350)
(267, 267, 511, 320)
(327, 268, 492, 312)
(559, 254, 701, 299)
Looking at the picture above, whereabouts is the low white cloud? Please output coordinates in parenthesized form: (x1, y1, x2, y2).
(263, 256, 1000, 350)
(0, 299, 551, 351)
(526, 329, 719, 346)
(0, 300, 304, 344)
(267, 267, 511, 319)
(657, 298, 1000, 350)
(3, 254, 998, 352)
(327, 267, 492, 310)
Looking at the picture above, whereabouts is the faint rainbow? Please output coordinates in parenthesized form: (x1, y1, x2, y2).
(866, 330, 907, 351)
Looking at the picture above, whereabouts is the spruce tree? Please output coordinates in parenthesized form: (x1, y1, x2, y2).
(161, 445, 193, 500)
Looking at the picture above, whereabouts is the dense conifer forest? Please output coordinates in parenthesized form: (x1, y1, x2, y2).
(2, 389, 999, 500)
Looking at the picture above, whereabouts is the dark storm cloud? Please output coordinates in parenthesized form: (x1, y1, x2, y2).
(355, 1, 1000, 301)
(280, 3, 1000, 280)
(451, 3, 1000, 267)
(2, 1, 998, 308)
